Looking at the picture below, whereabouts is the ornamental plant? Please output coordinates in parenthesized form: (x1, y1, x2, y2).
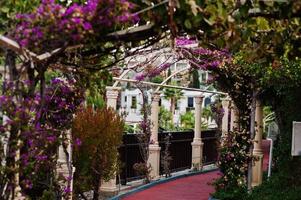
(72, 106, 124, 200)
(213, 130, 252, 199)
(0, 77, 84, 199)
(11, 0, 138, 53)
(133, 85, 152, 183)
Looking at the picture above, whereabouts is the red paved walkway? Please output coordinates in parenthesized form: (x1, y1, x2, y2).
(123, 171, 220, 200)
(123, 140, 271, 200)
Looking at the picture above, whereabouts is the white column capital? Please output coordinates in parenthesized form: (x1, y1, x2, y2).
(195, 95, 204, 105)
(221, 96, 231, 108)
(229, 99, 236, 108)
(256, 99, 263, 108)
(151, 91, 161, 102)
(106, 86, 121, 99)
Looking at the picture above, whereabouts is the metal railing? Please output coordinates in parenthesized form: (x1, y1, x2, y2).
(117, 129, 218, 185)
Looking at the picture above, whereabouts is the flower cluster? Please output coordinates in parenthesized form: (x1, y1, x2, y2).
(177, 46, 232, 70)
(0, 77, 84, 194)
(42, 78, 84, 129)
(11, 0, 138, 53)
(214, 130, 252, 190)
(175, 37, 198, 47)
(135, 63, 172, 81)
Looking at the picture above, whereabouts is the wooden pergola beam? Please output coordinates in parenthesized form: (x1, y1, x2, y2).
(0, 35, 64, 62)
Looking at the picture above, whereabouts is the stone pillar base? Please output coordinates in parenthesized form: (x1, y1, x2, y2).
(191, 139, 204, 171)
(57, 162, 69, 178)
(252, 152, 264, 187)
(148, 144, 161, 180)
(57, 162, 74, 199)
(100, 178, 118, 198)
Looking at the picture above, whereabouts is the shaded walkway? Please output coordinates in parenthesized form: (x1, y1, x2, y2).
(123, 140, 271, 200)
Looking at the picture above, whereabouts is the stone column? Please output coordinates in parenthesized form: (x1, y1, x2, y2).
(106, 86, 121, 109)
(191, 95, 204, 170)
(100, 87, 121, 196)
(221, 97, 231, 137)
(147, 92, 161, 179)
(230, 101, 239, 131)
(57, 132, 73, 200)
(252, 99, 264, 187)
(15, 139, 25, 200)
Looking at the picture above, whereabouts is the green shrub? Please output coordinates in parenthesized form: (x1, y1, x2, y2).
(247, 172, 301, 200)
(39, 190, 56, 200)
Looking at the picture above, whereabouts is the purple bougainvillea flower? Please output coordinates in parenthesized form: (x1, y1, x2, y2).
(64, 187, 71, 193)
(83, 22, 92, 30)
(75, 138, 82, 146)
(135, 74, 145, 81)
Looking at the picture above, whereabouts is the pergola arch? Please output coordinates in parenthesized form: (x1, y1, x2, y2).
(106, 47, 235, 185)
(154, 66, 189, 92)
(111, 47, 227, 95)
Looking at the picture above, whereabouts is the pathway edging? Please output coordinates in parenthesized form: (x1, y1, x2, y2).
(110, 167, 218, 200)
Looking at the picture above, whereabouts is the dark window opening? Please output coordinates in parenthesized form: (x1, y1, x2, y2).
(188, 97, 194, 108)
(131, 96, 137, 109)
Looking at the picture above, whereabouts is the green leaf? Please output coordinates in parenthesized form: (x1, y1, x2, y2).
(204, 17, 215, 26)
(1, 6, 10, 13)
(256, 17, 270, 31)
(184, 19, 192, 29)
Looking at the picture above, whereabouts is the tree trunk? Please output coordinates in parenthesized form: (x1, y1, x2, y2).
(170, 97, 175, 126)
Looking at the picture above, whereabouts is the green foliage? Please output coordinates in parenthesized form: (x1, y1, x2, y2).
(246, 67, 301, 199)
(180, 111, 208, 130)
(163, 85, 184, 106)
(159, 107, 173, 130)
(202, 106, 213, 122)
(150, 75, 164, 84)
(72, 107, 124, 199)
(39, 190, 56, 200)
(213, 186, 248, 200)
(174, 1, 301, 63)
(124, 124, 135, 133)
(180, 111, 194, 130)
(246, 172, 301, 200)
(0, 0, 39, 33)
(78, 70, 111, 109)
(212, 56, 301, 199)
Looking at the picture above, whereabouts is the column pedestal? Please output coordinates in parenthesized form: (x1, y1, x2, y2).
(191, 138, 204, 170)
(148, 144, 161, 180)
(100, 178, 118, 198)
(221, 97, 231, 138)
(252, 151, 264, 187)
(252, 99, 264, 187)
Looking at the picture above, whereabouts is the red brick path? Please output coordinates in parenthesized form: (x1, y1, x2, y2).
(123, 140, 271, 200)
